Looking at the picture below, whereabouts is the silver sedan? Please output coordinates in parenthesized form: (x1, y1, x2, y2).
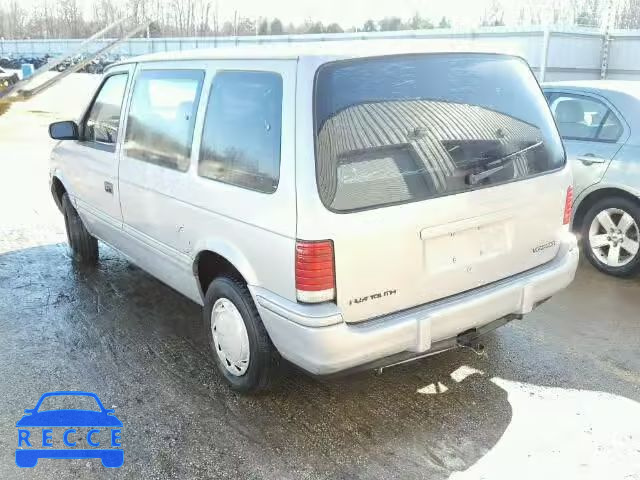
(543, 81, 640, 277)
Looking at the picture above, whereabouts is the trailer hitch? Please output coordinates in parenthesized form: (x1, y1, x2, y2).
(368, 313, 522, 375)
(456, 329, 486, 356)
(456, 313, 523, 356)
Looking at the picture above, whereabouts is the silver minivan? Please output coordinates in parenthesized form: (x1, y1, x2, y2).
(48, 44, 579, 392)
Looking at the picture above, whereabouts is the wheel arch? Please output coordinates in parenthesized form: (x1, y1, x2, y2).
(572, 185, 640, 233)
(50, 175, 68, 211)
(192, 242, 259, 302)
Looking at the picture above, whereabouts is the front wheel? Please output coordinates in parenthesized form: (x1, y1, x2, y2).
(62, 193, 98, 265)
(582, 196, 640, 277)
(203, 275, 279, 393)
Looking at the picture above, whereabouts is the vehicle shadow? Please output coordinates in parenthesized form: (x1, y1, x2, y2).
(1, 243, 638, 479)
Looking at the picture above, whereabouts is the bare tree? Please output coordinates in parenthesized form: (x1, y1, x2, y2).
(236, 17, 255, 36)
(270, 18, 284, 35)
(6, 0, 27, 38)
(571, 0, 602, 27)
(438, 16, 452, 28)
(481, 0, 505, 26)
(58, 0, 84, 37)
(362, 19, 376, 32)
(1, 0, 639, 42)
(616, 0, 640, 28)
(258, 18, 268, 35)
(212, 1, 219, 38)
(94, 0, 124, 30)
(198, 1, 213, 36)
(409, 13, 434, 30)
(220, 20, 234, 36)
(378, 17, 405, 31)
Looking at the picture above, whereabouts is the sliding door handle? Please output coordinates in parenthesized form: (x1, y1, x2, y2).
(104, 181, 114, 194)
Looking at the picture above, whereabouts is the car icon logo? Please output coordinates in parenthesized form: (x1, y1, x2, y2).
(15, 391, 123, 468)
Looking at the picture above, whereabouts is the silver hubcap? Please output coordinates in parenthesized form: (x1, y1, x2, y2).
(211, 298, 250, 376)
(589, 207, 640, 268)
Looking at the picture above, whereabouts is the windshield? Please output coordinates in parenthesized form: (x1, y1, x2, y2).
(314, 53, 565, 212)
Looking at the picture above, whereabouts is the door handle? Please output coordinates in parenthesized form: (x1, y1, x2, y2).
(577, 154, 606, 165)
(104, 181, 113, 194)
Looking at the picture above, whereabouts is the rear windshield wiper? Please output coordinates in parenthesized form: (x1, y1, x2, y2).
(466, 141, 543, 185)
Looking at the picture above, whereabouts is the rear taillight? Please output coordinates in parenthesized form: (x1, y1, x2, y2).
(563, 186, 573, 225)
(295, 240, 335, 303)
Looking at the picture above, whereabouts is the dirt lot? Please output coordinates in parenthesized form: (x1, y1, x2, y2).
(0, 74, 639, 480)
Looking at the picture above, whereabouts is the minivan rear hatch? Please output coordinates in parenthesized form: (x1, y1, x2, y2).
(312, 53, 568, 323)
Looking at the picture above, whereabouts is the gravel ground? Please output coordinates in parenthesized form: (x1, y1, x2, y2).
(0, 74, 639, 480)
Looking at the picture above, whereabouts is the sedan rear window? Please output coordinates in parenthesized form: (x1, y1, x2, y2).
(314, 53, 565, 212)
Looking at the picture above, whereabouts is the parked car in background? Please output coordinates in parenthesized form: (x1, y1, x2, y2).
(0, 54, 51, 71)
(0, 53, 120, 75)
(48, 45, 578, 392)
(0, 67, 19, 93)
(543, 81, 640, 277)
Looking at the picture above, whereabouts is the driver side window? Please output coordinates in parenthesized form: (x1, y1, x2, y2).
(84, 73, 128, 145)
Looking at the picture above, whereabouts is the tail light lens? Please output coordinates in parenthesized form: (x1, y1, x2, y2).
(563, 186, 573, 225)
(295, 240, 335, 303)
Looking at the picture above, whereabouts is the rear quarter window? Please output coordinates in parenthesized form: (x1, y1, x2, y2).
(198, 71, 283, 193)
(314, 53, 565, 212)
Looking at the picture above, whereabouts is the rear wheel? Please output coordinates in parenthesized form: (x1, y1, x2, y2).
(62, 193, 98, 265)
(203, 275, 279, 393)
(582, 196, 640, 277)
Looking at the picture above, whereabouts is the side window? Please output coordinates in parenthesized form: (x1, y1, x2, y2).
(84, 74, 128, 145)
(597, 110, 624, 141)
(124, 70, 204, 172)
(549, 94, 622, 142)
(198, 71, 283, 193)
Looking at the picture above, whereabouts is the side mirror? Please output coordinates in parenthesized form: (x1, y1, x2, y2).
(23, 408, 35, 414)
(49, 120, 79, 140)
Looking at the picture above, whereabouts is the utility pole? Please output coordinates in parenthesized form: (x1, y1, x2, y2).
(540, 27, 551, 83)
(600, 0, 618, 79)
(213, 2, 218, 48)
(234, 10, 238, 46)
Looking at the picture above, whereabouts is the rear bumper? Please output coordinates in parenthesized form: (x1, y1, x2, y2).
(253, 234, 579, 375)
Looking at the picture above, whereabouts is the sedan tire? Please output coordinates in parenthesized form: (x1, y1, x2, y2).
(582, 196, 640, 277)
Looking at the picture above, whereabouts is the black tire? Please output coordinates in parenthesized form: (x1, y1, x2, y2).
(61, 193, 98, 265)
(581, 196, 640, 277)
(203, 275, 279, 393)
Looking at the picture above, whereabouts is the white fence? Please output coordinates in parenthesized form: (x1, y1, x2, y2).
(1, 26, 639, 81)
